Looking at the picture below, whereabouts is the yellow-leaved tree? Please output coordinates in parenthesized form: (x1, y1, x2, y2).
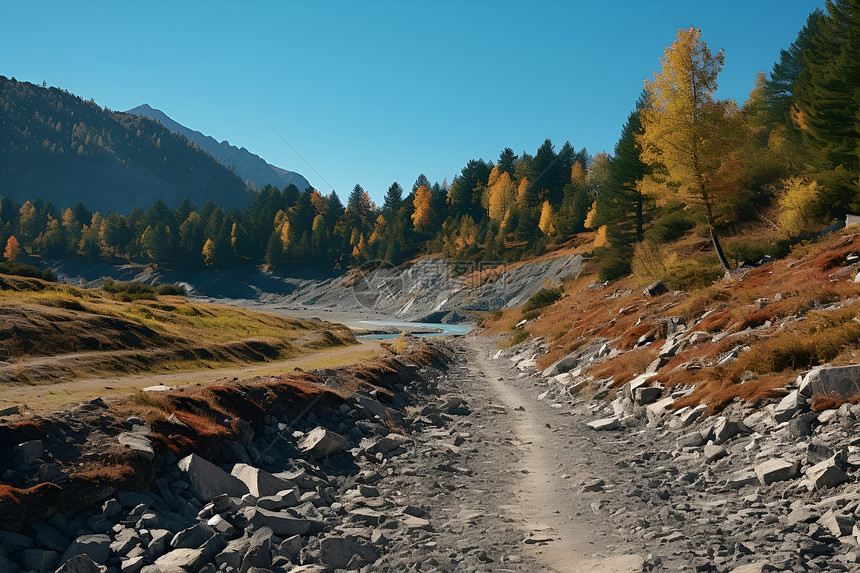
(411, 185, 433, 233)
(487, 169, 517, 222)
(202, 238, 216, 267)
(778, 177, 822, 237)
(538, 201, 556, 235)
(637, 27, 737, 276)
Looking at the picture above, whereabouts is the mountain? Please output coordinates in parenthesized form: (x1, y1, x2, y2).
(0, 76, 251, 213)
(126, 104, 311, 192)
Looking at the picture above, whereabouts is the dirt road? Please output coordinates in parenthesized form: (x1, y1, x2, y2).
(471, 341, 644, 572)
(371, 336, 645, 571)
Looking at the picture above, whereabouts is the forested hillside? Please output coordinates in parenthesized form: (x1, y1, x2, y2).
(0, 76, 251, 213)
(0, 1, 857, 280)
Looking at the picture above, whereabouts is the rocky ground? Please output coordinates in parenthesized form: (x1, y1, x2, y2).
(6, 329, 860, 573)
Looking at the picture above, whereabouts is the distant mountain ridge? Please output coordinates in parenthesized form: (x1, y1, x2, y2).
(0, 76, 251, 213)
(126, 104, 311, 192)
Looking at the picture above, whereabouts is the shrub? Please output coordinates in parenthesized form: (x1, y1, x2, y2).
(645, 206, 695, 243)
(156, 283, 186, 296)
(662, 257, 724, 291)
(778, 177, 824, 238)
(723, 239, 792, 268)
(102, 278, 157, 301)
(632, 242, 673, 286)
(597, 248, 632, 282)
(0, 261, 55, 281)
(522, 288, 563, 313)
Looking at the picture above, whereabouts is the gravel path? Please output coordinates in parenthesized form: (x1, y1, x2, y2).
(371, 336, 645, 571)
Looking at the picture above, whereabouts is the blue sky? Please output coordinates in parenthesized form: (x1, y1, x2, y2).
(2, 1, 821, 203)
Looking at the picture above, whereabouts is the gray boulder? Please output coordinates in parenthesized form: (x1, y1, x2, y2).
(60, 534, 111, 566)
(316, 536, 379, 570)
(360, 433, 411, 458)
(586, 417, 620, 431)
(643, 280, 667, 297)
(237, 507, 310, 536)
(170, 522, 213, 550)
(256, 489, 300, 511)
(21, 547, 59, 573)
(298, 427, 350, 458)
(806, 452, 850, 490)
(118, 432, 154, 461)
(799, 365, 860, 399)
(239, 527, 273, 573)
(755, 458, 800, 486)
(154, 547, 209, 572)
(231, 463, 298, 497)
(30, 521, 68, 552)
(55, 554, 107, 573)
(177, 454, 250, 502)
(634, 386, 662, 406)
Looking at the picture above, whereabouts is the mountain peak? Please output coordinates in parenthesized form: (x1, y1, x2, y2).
(125, 105, 310, 191)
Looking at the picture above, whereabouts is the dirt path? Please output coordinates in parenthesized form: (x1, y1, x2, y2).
(0, 340, 382, 414)
(469, 338, 644, 573)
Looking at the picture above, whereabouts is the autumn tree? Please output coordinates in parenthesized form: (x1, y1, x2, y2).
(4, 235, 21, 261)
(487, 169, 517, 221)
(638, 27, 735, 275)
(411, 185, 433, 233)
(202, 238, 217, 267)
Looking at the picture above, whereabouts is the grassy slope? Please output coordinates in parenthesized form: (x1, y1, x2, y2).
(483, 224, 860, 414)
(0, 275, 356, 385)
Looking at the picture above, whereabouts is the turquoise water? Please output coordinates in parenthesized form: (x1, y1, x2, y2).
(356, 320, 472, 339)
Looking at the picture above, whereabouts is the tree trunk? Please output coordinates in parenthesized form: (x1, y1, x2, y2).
(701, 185, 731, 279)
(710, 226, 731, 278)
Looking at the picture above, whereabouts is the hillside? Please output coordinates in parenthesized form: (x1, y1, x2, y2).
(484, 224, 860, 416)
(0, 274, 356, 390)
(126, 104, 311, 192)
(0, 77, 251, 213)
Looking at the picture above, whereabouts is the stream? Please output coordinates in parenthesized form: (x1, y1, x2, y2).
(356, 320, 472, 339)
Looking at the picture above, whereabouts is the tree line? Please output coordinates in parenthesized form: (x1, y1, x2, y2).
(1, 0, 857, 280)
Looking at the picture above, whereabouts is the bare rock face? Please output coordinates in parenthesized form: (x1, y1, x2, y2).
(297, 427, 350, 458)
(177, 454, 250, 502)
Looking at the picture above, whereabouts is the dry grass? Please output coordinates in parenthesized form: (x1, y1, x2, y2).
(672, 371, 795, 415)
(488, 227, 860, 415)
(0, 274, 357, 386)
(584, 345, 659, 387)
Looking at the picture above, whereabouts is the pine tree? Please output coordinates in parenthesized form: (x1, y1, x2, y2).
(596, 95, 651, 245)
(794, 0, 860, 209)
(762, 10, 825, 128)
(382, 182, 404, 222)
